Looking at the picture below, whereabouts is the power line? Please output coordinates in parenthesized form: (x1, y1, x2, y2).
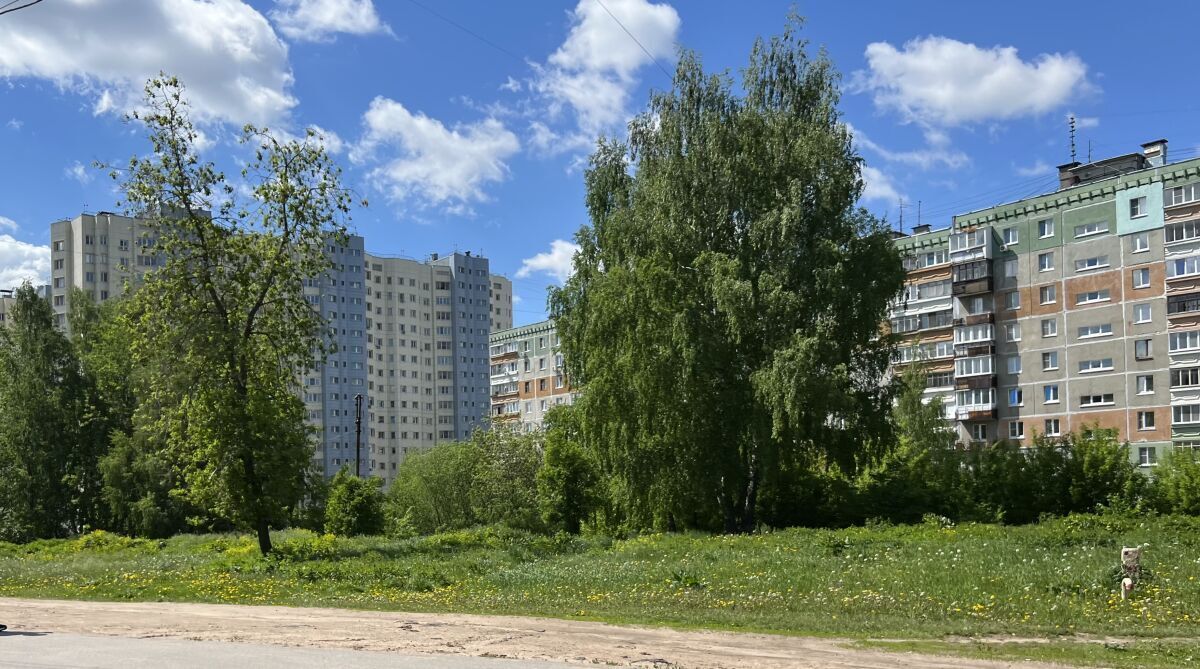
(594, 0, 673, 81)
(0, 0, 44, 17)
(401, 0, 524, 64)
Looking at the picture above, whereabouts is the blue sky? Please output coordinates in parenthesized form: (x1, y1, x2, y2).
(2, 0, 1199, 325)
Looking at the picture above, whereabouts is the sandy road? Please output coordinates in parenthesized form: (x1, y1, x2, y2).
(0, 598, 1064, 668)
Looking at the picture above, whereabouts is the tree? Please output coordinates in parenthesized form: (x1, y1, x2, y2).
(112, 76, 353, 554)
(0, 283, 88, 540)
(1154, 449, 1200, 515)
(387, 440, 481, 534)
(537, 405, 601, 533)
(325, 468, 385, 536)
(549, 17, 904, 532)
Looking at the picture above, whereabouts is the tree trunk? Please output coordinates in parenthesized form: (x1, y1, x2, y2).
(255, 514, 272, 555)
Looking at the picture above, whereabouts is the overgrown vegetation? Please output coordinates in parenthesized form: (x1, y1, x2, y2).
(1, 515, 1198, 643)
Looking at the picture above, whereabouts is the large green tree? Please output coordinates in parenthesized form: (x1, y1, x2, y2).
(0, 284, 91, 540)
(112, 76, 352, 554)
(550, 18, 904, 532)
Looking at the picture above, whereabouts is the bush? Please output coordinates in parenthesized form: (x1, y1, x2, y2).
(1154, 450, 1200, 515)
(537, 406, 600, 534)
(324, 468, 385, 537)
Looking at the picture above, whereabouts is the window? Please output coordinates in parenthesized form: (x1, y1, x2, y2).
(902, 249, 949, 270)
(1175, 405, 1200, 424)
(1130, 196, 1147, 218)
(1007, 356, 1022, 374)
(1041, 319, 1058, 337)
(950, 229, 989, 252)
(1009, 421, 1025, 440)
(1038, 219, 1055, 238)
(1138, 411, 1156, 431)
(1038, 252, 1054, 272)
(1131, 233, 1150, 253)
(1004, 323, 1021, 341)
(970, 424, 988, 441)
(1043, 384, 1060, 404)
(1166, 183, 1200, 207)
(1169, 293, 1200, 315)
(1044, 419, 1061, 436)
(1008, 388, 1023, 407)
(1074, 221, 1108, 238)
(1132, 268, 1150, 289)
(1135, 339, 1153, 360)
(1079, 358, 1114, 373)
(1077, 323, 1112, 339)
(53, 240, 63, 252)
(1040, 285, 1057, 304)
(1171, 368, 1200, 388)
(955, 356, 993, 377)
(1170, 330, 1200, 352)
(1076, 289, 1110, 305)
(1080, 393, 1115, 407)
(1137, 374, 1155, 394)
(1004, 259, 1018, 278)
(1004, 291, 1020, 310)
(1075, 255, 1109, 272)
(1138, 446, 1158, 466)
(962, 295, 991, 315)
(956, 388, 994, 407)
(1168, 255, 1200, 279)
(1042, 351, 1059, 371)
(926, 371, 953, 389)
(1003, 227, 1018, 245)
(954, 324, 994, 345)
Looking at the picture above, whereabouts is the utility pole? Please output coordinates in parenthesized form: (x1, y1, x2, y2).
(354, 393, 363, 477)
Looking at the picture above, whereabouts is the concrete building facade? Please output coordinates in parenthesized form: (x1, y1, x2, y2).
(892, 139, 1200, 469)
(489, 319, 574, 432)
(46, 212, 509, 484)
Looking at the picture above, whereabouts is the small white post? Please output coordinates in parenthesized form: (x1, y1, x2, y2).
(1120, 546, 1141, 600)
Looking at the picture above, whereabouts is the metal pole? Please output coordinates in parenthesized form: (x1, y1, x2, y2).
(354, 393, 363, 477)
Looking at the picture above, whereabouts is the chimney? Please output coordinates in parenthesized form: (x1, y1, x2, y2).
(1142, 139, 1168, 167)
(1057, 161, 1081, 190)
(912, 223, 931, 234)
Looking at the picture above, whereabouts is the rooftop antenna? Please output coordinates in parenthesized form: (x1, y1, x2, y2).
(1069, 114, 1077, 162)
(897, 197, 908, 233)
(1088, 139, 1093, 163)
(917, 200, 922, 228)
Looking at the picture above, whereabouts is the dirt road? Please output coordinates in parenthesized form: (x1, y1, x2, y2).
(0, 598, 1060, 668)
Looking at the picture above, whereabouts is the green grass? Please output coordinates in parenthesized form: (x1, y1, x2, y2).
(1, 515, 1199, 644)
(856, 639, 1200, 669)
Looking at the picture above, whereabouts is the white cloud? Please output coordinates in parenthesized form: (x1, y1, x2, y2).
(352, 97, 520, 212)
(0, 0, 295, 126)
(848, 123, 968, 170)
(860, 165, 902, 204)
(1070, 113, 1100, 129)
(0, 216, 16, 232)
(517, 239, 580, 284)
(5, 119, 21, 130)
(533, 0, 679, 137)
(65, 161, 93, 185)
(0, 235, 50, 291)
(500, 76, 522, 93)
(853, 36, 1090, 126)
(1015, 160, 1053, 177)
(270, 0, 389, 42)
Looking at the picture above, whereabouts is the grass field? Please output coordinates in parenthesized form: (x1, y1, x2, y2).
(1, 514, 1198, 662)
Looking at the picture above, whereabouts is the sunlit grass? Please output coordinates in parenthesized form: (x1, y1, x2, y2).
(1, 515, 1199, 641)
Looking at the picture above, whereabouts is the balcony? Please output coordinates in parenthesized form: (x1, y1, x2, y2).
(955, 374, 996, 391)
(952, 277, 993, 296)
(955, 343, 994, 358)
(953, 313, 994, 327)
(955, 407, 997, 422)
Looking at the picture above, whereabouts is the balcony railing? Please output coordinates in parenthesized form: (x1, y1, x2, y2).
(953, 313, 995, 327)
(955, 406, 997, 421)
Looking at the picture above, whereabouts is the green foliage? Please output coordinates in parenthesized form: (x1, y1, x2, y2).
(550, 17, 905, 533)
(386, 429, 544, 534)
(0, 283, 96, 541)
(325, 469, 385, 537)
(537, 406, 601, 533)
(111, 76, 352, 554)
(1153, 450, 1200, 515)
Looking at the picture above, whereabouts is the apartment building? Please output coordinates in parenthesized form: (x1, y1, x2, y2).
(0, 285, 51, 326)
(489, 319, 574, 432)
(891, 139, 1199, 468)
(47, 213, 510, 484)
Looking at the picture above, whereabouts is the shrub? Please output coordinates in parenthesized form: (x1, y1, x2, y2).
(325, 468, 385, 537)
(1154, 449, 1200, 515)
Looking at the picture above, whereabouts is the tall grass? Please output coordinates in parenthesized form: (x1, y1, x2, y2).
(1, 515, 1198, 639)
